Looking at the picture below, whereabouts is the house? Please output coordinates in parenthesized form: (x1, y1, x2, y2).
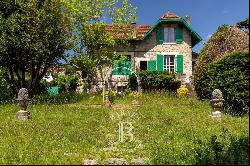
(97, 11, 202, 92)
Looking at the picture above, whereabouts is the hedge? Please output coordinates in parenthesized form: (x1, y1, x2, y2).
(194, 25, 249, 99)
(207, 51, 249, 115)
(135, 71, 181, 92)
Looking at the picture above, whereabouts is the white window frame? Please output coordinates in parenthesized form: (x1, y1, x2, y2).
(163, 27, 176, 44)
(158, 52, 179, 73)
(164, 55, 176, 72)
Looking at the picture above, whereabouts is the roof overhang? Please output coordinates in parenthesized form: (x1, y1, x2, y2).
(142, 18, 202, 47)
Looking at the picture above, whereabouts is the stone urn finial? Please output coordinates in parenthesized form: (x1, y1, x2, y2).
(16, 88, 30, 120)
(210, 89, 224, 119)
(103, 90, 111, 107)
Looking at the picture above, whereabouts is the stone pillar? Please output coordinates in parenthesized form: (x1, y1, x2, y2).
(210, 89, 224, 119)
(16, 88, 30, 120)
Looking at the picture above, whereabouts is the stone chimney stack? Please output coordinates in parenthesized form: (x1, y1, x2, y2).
(131, 22, 137, 39)
(185, 15, 190, 24)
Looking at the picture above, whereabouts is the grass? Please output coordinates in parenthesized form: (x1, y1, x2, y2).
(0, 92, 248, 165)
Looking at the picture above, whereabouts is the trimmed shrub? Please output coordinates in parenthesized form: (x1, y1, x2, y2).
(207, 51, 249, 115)
(138, 71, 180, 92)
(194, 25, 249, 99)
(128, 73, 138, 91)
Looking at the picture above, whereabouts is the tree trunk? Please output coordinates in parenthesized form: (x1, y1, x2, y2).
(29, 65, 49, 97)
(21, 70, 26, 88)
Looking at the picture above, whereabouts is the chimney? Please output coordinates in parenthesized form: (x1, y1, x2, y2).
(131, 22, 137, 39)
(185, 15, 190, 24)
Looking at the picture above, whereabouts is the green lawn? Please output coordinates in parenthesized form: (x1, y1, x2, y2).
(0, 92, 248, 165)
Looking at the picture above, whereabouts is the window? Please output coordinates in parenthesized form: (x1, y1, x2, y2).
(140, 61, 147, 70)
(164, 55, 175, 72)
(164, 27, 175, 43)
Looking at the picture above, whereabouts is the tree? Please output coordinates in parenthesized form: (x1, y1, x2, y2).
(64, 0, 137, 90)
(0, 0, 72, 96)
(194, 25, 249, 99)
(236, 18, 249, 32)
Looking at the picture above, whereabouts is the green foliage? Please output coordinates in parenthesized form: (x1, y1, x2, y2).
(65, 0, 137, 85)
(138, 71, 180, 92)
(0, 0, 72, 95)
(0, 67, 12, 103)
(237, 18, 249, 31)
(69, 55, 96, 79)
(193, 132, 249, 165)
(108, 89, 116, 103)
(54, 74, 80, 93)
(207, 51, 249, 115)
(36, 80, 50, 95)
(127, 73, 138, 91)
(194, 25, 249, 99)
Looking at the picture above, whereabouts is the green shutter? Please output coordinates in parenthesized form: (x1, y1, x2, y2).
(125, 56, 131, 75)
(112, 55, 131, 75)
(176, 54, 183, 74)
(156, 25, 164, 44)
(176, 27, 183, 44)
(157, 54, 164, 72)
(148, 60, 156, 71)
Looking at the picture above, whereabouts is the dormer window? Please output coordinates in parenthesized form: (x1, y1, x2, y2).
(164, 27, 176, 43)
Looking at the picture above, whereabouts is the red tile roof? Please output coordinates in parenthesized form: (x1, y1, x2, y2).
(105, 24, 152, 40)
(105, 11, 182, 40)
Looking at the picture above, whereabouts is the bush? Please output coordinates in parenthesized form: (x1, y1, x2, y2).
(207, 51, 249, 115)
(128, 73, 138, 91)
(194, 134, 249, 165)
(194, 25, 249, 99)
(54, 74, 80, 93)
(36, 80, 49, 95)
(138, 71, 180, 92)
(0, 67, 13, 103)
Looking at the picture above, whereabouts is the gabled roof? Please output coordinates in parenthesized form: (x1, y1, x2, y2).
(142, 11, 202, 47)
(105, 11, 202, 47)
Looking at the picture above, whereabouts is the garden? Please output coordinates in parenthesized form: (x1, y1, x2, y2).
(0, 92, 248, 165)
(0, 0, 249, 165)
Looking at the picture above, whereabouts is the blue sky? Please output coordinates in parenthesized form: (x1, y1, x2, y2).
(129, 0, 249, 52)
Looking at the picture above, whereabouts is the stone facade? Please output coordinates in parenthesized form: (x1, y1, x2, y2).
(94, 12, 201, 91)
(109, 24, 193, 86)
